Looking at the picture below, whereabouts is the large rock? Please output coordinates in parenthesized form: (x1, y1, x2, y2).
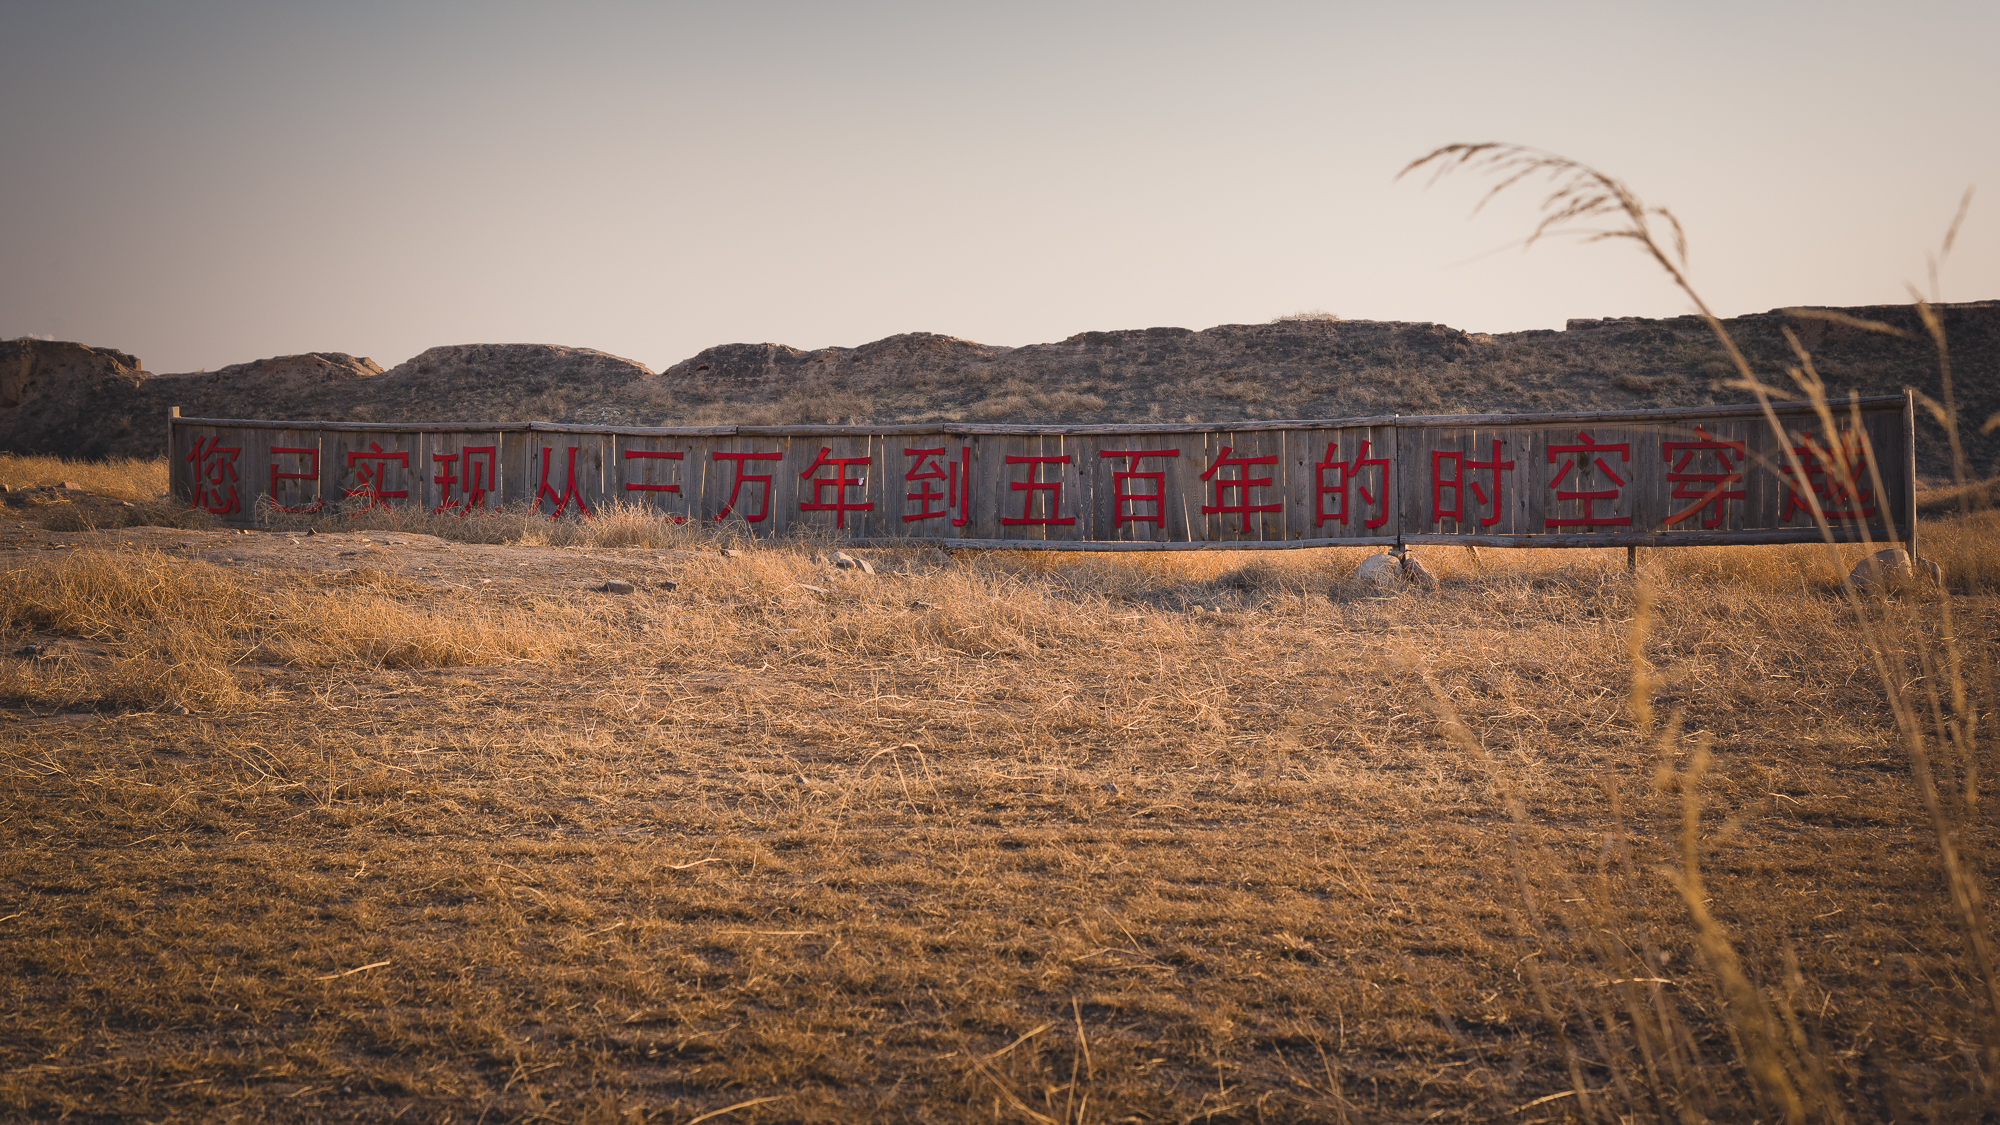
(1846, 548, 1943, 594)
(1353, 554, 1404, 591)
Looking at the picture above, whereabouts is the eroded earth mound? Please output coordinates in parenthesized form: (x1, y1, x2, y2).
(6, 302, 1996, 478)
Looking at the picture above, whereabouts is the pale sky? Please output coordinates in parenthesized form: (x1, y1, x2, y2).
(4, 0, 1995, 375)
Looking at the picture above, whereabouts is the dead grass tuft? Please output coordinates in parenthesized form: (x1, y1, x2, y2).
(0, 547, 570, 711)
(0, 453, 168, 499)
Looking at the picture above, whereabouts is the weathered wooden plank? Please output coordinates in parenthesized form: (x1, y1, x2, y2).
(1655, 417, 1752, 536)
(168, 398, 1913, 552)
(322, 430, 422, 518)
(416, 431, 506, 516)
(791, 433, 877, 539)
(1291, 425, 1395, 542)
(877, 436, 965, 540)
(739, 424, 948, 438)
(831, 536, 1397, 551)
(611, 433, 695, 523)
(540, 422, 734, 436)
(1083, 434, 1188, 543)
(235, 428, 323, 521)
(177, 423, 257, 523)
(1192, 430, 1286, 543)
(699, 435, 790, 532)
(514, 431, 610, 518)
(176, 418, 536, 434)
(989, 434, 1082, 543)
(1404, 526, 1896, 548)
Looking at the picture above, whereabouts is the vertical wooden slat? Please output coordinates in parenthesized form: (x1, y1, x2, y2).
(1900, 392, 1919, 550)
(257, 428, 325, 518)
(611, 433, 695, 524)
(701, 435, 790, 535)
(322, 430, 421, 519)
(419, 431, 506, 516)
(179, 422, 256, 523)
(792, 433, 877, 540)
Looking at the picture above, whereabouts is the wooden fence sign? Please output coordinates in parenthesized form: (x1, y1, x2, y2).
(169, 396, 1917, 551)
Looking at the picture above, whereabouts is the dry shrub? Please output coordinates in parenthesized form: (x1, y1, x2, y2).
(965, 381, 1108, 420)
(0, 453, 167, 499)
(0, 547, 253, 639)
(577, 500, 710, 549)
(261, 582, 578, 670)
(0, 548, 570, 710)
(263, 496, 728, 552)
(1921, 507, 2000, 594)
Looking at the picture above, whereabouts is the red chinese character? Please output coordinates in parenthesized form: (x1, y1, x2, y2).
(535, 445, 593, 518)
(798, 446, 873, 529)
(1431, 439, 1513, 526)
(1099, 449, 1180, 527)
(903, 447, 951, 522)
(712, 449, 782, 522)
(1001, 455, 1077, 526)
(1319, 439, 1391, 529)
(1545, 432, 1631, 528)
(623, 449, 684, 493)
(433, 445, 497, 515)
(187, 435, 241, 516)
(344, 440, 408, 515)
(1662, 427, 1746, 528)
(1781, 429, 1876, 521)
(1200, 446, 1281, 532)
(268, 445, 320, 514)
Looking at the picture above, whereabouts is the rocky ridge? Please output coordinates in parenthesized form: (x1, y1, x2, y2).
(4, 302, 1995, 479)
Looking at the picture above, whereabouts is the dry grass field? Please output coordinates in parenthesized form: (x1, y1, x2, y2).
(1, 453, 1996, 1123)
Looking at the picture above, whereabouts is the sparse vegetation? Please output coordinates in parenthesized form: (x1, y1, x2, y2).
(1, 153, 1996, 1122)
(0, 452, 167, 499)
(0, 491, 1993, 1121)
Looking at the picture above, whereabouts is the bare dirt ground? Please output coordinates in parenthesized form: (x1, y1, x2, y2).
(2, 497, 1997, 1123)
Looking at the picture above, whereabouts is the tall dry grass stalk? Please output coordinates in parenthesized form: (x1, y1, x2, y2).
(1409, 142, 1998, 1117)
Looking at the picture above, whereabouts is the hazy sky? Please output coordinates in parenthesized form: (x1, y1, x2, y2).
(4, 0, 1995, 375)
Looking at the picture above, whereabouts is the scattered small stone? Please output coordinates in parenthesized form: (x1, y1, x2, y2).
(909, 600, 939, 610)
(14, 643, 49, 658)
(917, 547, 950, 568)
(721, 548, 745, 558)
(58, 481, 84, 491)
(1098, 782, 1121, 796)
(654, 577, 679, 591)
(599, 579, 635, 595)
(795, 583, 832, 594)
(832, 552, 875, 574)
(120, 500, 135, 507)
(304, 528, 317, 537)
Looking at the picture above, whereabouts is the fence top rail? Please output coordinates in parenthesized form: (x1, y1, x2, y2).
(168, 395, 1907, 437)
